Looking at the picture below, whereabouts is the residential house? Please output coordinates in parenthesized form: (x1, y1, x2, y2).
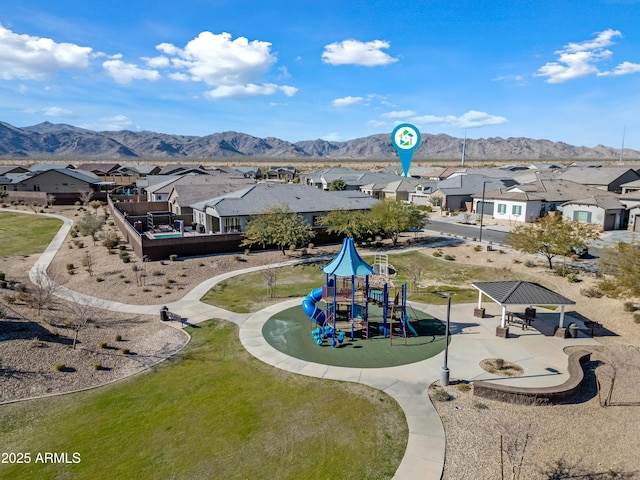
(301, 167, 401, 191)
(166, 175, 256, 216)
(266, 166, 296, 182)
(76, 163, 122, 176)
(473, 179, 621, 225)
(619, 191, 640, 231)
(513, 166, 640, 192)
(157, 164, 206, 176)
(360, 178, 425, 201)
(190, 183, 378, 234)
(421, 175, 511, 212)
(561, 195, 627, 230)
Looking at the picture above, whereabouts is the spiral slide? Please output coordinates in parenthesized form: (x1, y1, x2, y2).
(302, 287, 326, 324)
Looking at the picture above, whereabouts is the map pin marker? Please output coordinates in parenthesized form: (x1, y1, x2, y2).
(391, 123, 421, 177)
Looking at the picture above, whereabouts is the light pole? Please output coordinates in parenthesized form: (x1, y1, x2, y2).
(438, 293, 451, 386)
(478, 181, 488, 243)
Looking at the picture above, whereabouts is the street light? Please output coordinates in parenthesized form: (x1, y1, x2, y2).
(478, 181, 488, 243)
(438, 292, 451, 386)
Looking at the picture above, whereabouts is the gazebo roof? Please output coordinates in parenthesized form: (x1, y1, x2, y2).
(472, 281, 575, 306)
(322, 237, 374, 277)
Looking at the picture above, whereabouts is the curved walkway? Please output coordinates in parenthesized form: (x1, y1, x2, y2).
(15, 209, 601, 480)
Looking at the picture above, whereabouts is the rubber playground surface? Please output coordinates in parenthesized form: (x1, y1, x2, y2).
(262, 304, 447, 368)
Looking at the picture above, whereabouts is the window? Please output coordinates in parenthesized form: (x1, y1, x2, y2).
(33, 185, 40, 192)
(512, 205, 522, 216)
(224, 217, 241, 233)
(497, 203, 506, 214)
(573, 210, 592, 223)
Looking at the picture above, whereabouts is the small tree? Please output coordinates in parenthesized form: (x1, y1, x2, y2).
(240, 205, 315, 255)
(370, 200, 427, 246)
(28, 266, 62, 315)
(329, 179, 347, 191)
(0, 190, 8, 203)
(599, 240, 640, 297)
(76, 212, 106, 245)
(261, 267, 278, 298)
(316, 209, 379, 242)
(79, 190, 94, 206)
(62, 295, 103, 349)
(46, 193, 56, 206)
(506, 215, 599, 269)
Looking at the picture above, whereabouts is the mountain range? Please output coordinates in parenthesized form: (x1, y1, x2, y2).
(0, 121, 637, 161)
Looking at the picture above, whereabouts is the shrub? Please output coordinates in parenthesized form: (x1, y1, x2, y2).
(169, 254, 178, 261)
(494, 358, 505, 369)
(152, 270, 164, 276)
(0, 272, 5, 281)
(580, 287, 604, 298)
(98, 341, 108, 348)
(524, 260, 536, 268)
(103, 232, 120, 249)
(70, 229, 78, 238)
(94, 363, 104, 371)
(53, 362, 66, 372)
(444, 255, 455, 261)
(624, 302, 637, 312)
(166, 278, 176, 284)
(473, 245, 482, 252)
(95, 277, 104, 282)
(634, 314, 640, 324)
(114, 334, 122, 341)
(456, 383, 471, 392)
(66, 263, 75, 271)
(474, 401, 489, 410)
(289, 244, 296, 252)
(121, 348, 130, 355)
(556, 265, 571, 277)
(432, 250, 443, 258)
(431, 387, 452, 402)
(566, 273, 579, 283)
(308, 242, 314, 249)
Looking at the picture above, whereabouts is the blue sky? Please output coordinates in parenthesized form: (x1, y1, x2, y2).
(1, 0, 640, 149)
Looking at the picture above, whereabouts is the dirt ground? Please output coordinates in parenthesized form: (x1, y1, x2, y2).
(2, 204, 640, 478)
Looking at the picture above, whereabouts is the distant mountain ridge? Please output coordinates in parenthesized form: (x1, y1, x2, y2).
(0, 121, 637, 161)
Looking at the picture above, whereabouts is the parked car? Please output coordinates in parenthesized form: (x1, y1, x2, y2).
(571, 246, 589, 258)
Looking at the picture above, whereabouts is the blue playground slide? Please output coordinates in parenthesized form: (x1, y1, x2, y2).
(302, 287, 326, 324)
(405, 316, 419, 337)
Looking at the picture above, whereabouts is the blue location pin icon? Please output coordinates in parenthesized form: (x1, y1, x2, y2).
(391, 123, 421, 177)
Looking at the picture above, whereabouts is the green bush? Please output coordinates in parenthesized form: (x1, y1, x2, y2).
(566, 273, 579, 283)
(524, 260, 536, 268)
(121, 348, 130, 355)
(444, 255, 456, 261)
(114, 334, 122, 341)
(624, 302, 637, 312)
(96, 277, 104, 282)
(94, 363, 104, 371)
(0, 272, 5, 281)
(53, 362, 66, 372)
(98, 341, 108, 349)
(169, 254, 178, 261)
(456, 383, 471, 392)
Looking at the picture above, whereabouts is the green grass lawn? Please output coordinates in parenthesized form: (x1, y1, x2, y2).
(0, 212, 62, 256)
(201, 249, 543, 312)
(0, 320, 407, 480)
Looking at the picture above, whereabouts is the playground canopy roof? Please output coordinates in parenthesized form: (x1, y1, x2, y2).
(322, 238, 375, 277)
(472, 281, 575, 307)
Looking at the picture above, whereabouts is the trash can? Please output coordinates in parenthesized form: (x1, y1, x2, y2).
(568, 323, 578, 339)
(160, 306, 169, 321)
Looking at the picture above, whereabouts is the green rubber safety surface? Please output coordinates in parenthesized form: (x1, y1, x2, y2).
(262, 305, 447, 368)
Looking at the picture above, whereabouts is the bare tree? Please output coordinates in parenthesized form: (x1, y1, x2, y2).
(82, 251, 94, 277)
(405, 263, 423, 294)
(491, 414, 535, 480)
(28, 266, 62, 315)
(28, 202, 40, 214)
(261, 267, 278, 298)
(46, 193, 56, 206)
(61, 295, 104, 349)
(597, 346, 640, 406)
(79, 190, 94, 206)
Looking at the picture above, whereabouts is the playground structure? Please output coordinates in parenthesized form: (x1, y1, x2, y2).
(301, 238, 419, 347)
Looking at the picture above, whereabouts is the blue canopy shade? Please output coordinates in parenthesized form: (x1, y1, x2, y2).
(321, 237, 374, 277)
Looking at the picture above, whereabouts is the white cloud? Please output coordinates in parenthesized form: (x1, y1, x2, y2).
(144, 56, 170, 68)
(602, 61, 640, 76)
(409, 110, 508, 128)
(535, 29, 640, 83)
(158, 32, 274, 85)
(82, 114, 136, 131)
(322, 39, 397, 66)
(155, 31, 295, 98)
(332, 96, 364, 107)
(42, 106, 73, 117)
(0, 23, 92, 80)
(320, 132, 341, 141)
(367, 119, 388, 128)
(381, 110, 417, 118)
(102, 59, 161, 85)
(205, 83, 297, 99)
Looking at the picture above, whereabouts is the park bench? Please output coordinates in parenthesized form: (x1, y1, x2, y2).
(505, 311, 533, 330)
